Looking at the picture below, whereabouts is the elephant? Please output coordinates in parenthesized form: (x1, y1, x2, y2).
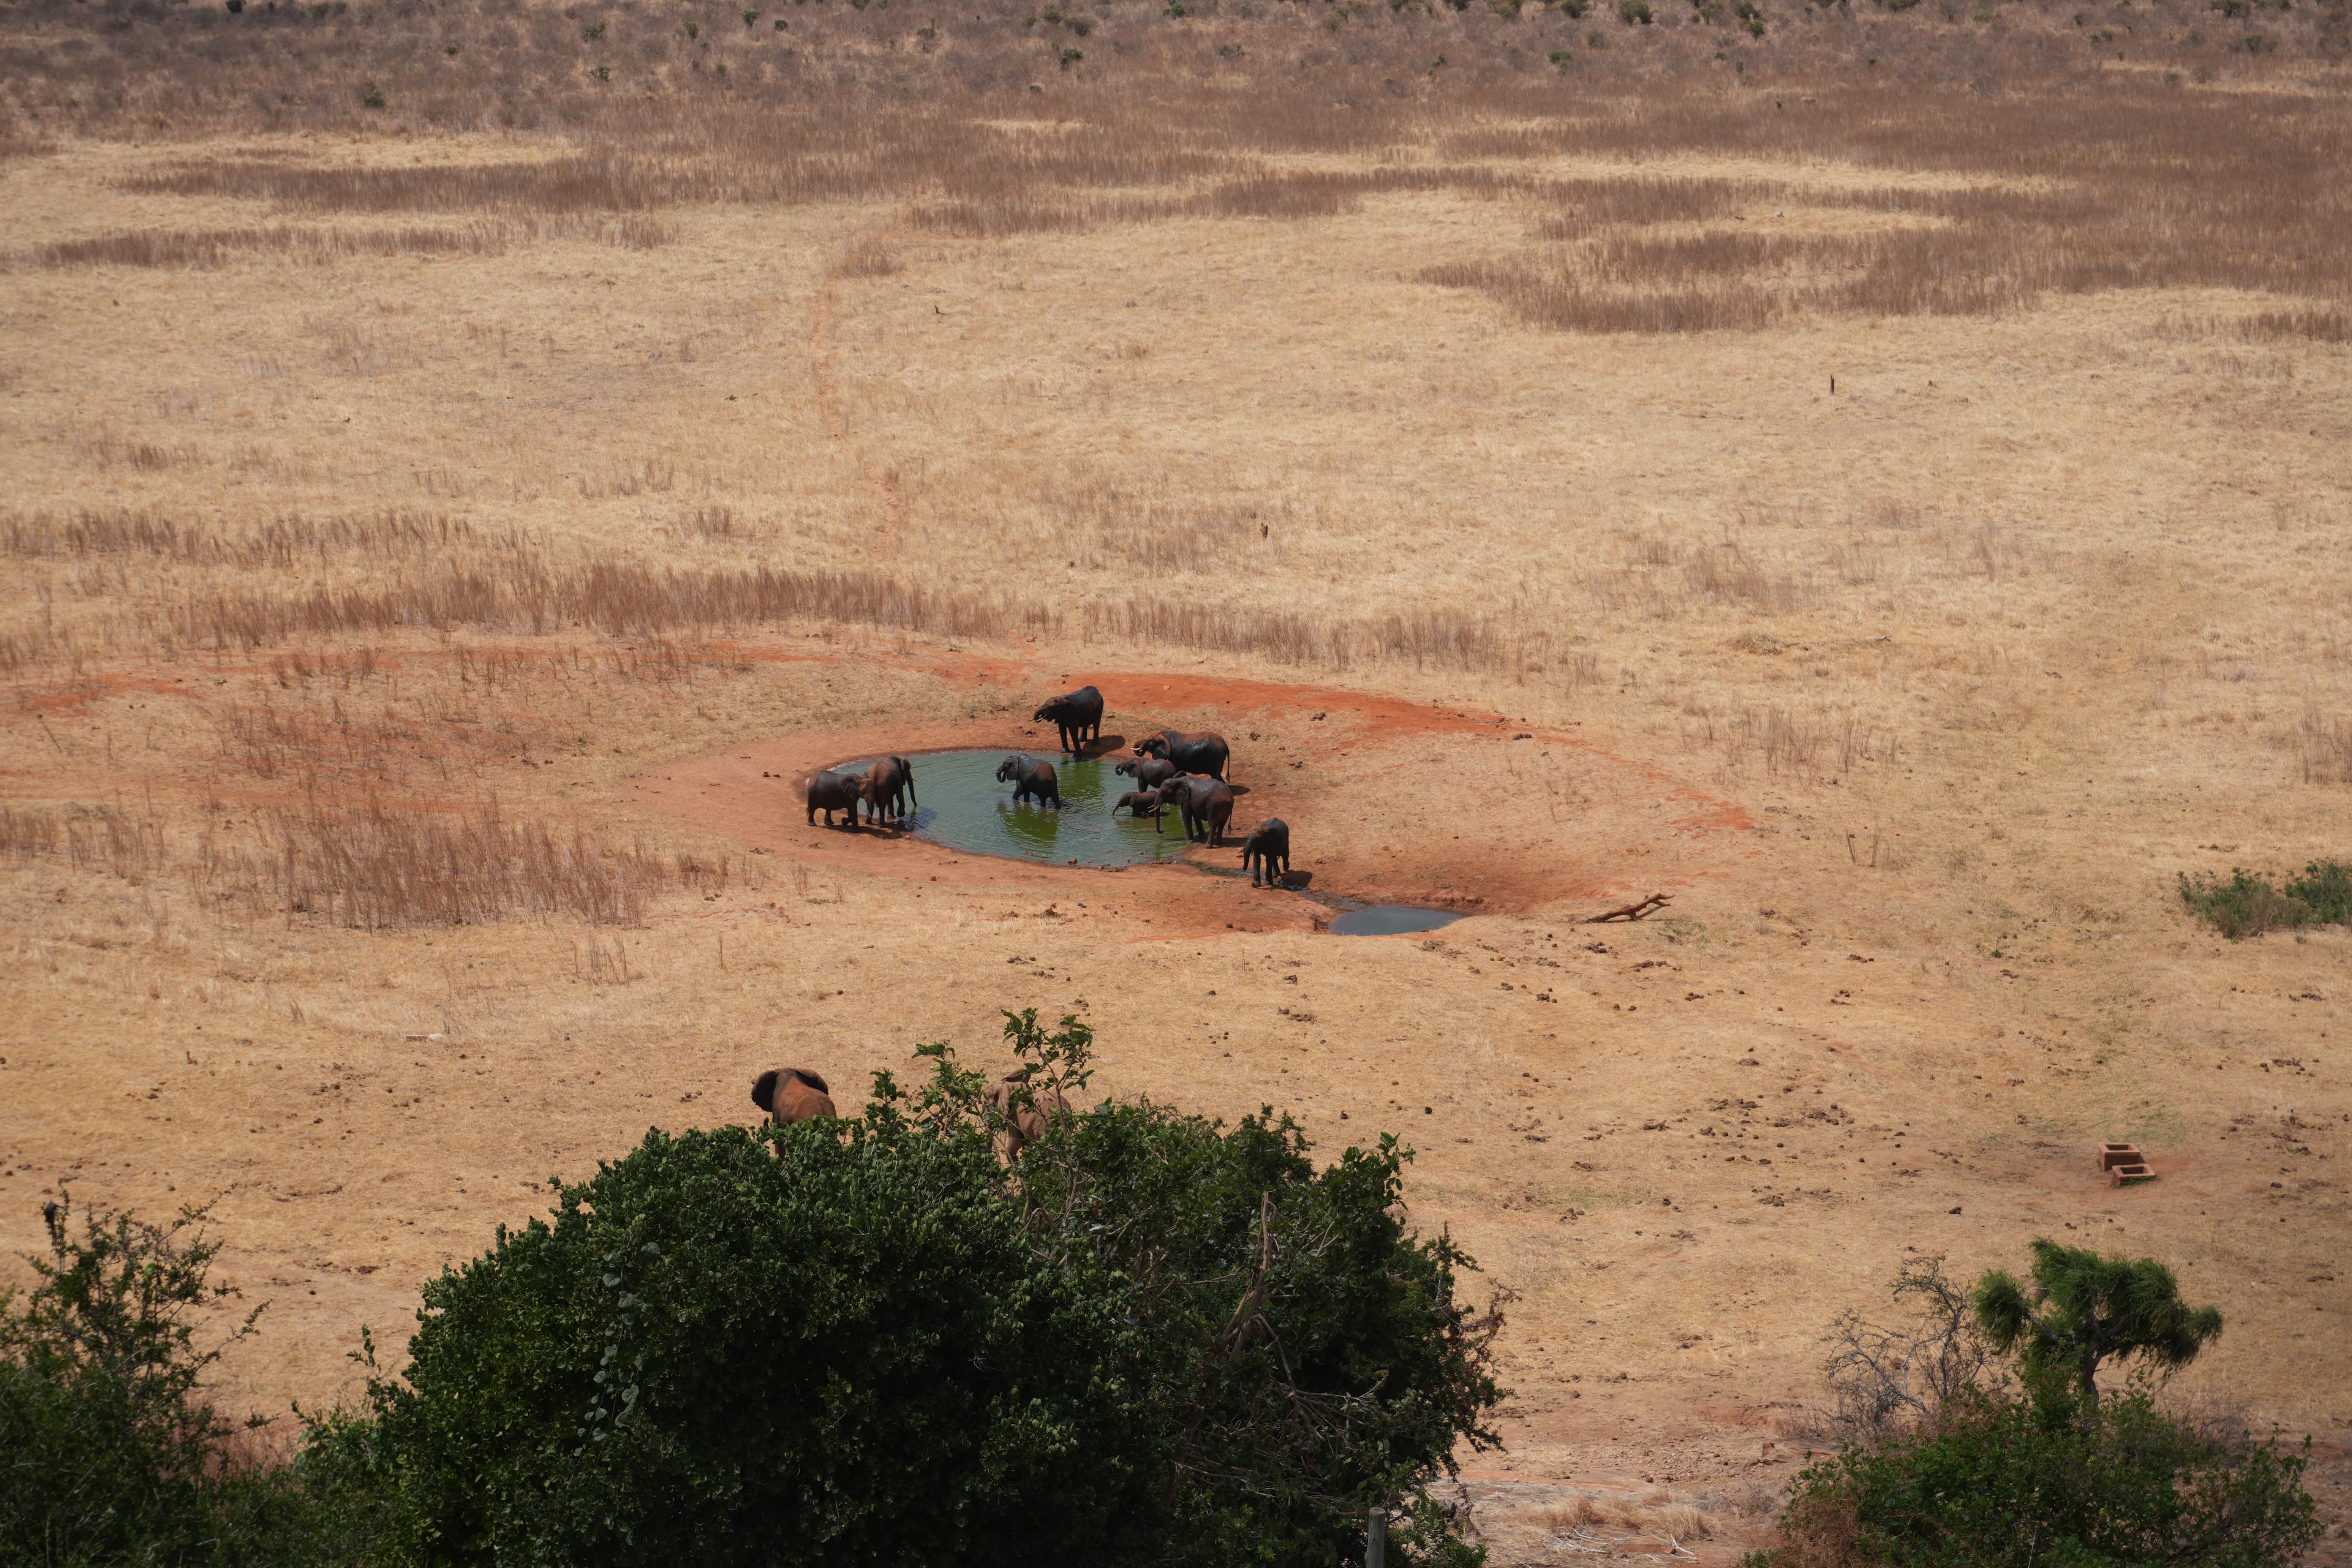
(996, 754, 1062, 808)
(1161, 774, 1235, 846)
(1111, 788, 1164, 825)
(985, 1070, 1070, 1162)
(1133, 729, 1230, 782)
(1239, 818, 1291, 887)
(1114, 755, 1179, 792)
(1033, 685, 1105, 755)
(805, 770, 862, 827)
(751, 1067, 837, 1125)
(860, 755, 917, 826)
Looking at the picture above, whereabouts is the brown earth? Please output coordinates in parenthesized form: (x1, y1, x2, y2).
(3, 74, 2351, 1563)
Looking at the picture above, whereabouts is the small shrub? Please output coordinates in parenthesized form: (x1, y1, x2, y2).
(2282, 858, 2352, 923)
(1165, 3, 1187, 14)
(1059, 44, 1083, 62)
(225, 0, 244, 12)
(2177, 863, 2352, 939)
(580, 19, 606, 36)
(742, 7, 758, 21)
(1756, 1388, 2319, 1568)
(1619, 0, 1653, 22)
(1549, 45, 1572, 58)
(360, 84, 385, 106)
(0, 1195, 383, 1566)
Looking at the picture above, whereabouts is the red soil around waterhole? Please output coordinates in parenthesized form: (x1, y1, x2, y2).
(637, 664, 1759, 937)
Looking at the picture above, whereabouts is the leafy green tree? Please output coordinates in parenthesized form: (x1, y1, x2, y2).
(1973, 1240, 2223, 1413)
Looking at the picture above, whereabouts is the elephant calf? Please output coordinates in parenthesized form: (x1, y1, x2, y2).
(985, 1070, 1070, 1162)
(1239, 817, 1290, 887)
(751, 1067, 836, 1125)
(1114, 755, 1179, 792)
(1112, 788, 1163, 825)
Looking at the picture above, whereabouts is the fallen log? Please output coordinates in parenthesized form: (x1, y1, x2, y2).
(1585, 893, 1670, 923)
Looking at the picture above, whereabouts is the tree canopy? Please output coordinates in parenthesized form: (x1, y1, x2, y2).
(1973, 1238, 2224, 1412)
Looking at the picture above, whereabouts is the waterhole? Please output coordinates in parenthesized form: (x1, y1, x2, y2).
(1326, 906, 1462, 937)
(833, 749, 1199, 868)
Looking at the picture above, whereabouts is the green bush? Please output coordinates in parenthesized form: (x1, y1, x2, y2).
(2178, 860, 2352, 939)
(348, 1012, 1497, 1566)
(0, 1197, 376, 1567)
(1757, 1386, 2320, 1568)
(1619, 0, 1653, 21)
(369, 1119, 1158, 1565)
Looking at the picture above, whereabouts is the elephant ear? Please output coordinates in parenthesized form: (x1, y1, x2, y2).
(751, 1070, 780, 1113)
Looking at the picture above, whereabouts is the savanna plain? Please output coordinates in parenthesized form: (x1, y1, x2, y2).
(2, 0, 2350, 1554)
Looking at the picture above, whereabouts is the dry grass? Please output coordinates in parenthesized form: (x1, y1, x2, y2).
(3, 9, 2352, 1519)
(0, 799, 687, 928)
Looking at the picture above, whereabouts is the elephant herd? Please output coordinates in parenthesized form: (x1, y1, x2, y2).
(798, 684, 1294, 888)
(751, 1065, 1067, 1160)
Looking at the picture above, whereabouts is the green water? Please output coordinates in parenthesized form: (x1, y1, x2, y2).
(838, 749, 1200, 868)
(1328, 906, 1461, 937)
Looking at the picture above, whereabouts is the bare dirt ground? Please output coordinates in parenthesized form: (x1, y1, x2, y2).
(3, 63, 2350, 1561)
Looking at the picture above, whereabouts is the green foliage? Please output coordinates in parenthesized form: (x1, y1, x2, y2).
(368, 1120, 1158, 1566)
(1017, 1102, 1502, 1565)
(1757, 1386, 2320, 1568)
(0, 1194, 372, 1566)
(1619, 0, 1653, 21)
(2176, 858, 2352, 938)
(2282, 858, 2352, 922)
(338, 1014, 1496, 1567)
(1973, 1239, 2222, 1413)
(580, 19, 606, 36)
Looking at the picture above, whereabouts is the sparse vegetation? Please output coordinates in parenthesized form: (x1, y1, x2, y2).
(2178, 860, 2352, 939)
(1755, 1249, 2317, 1568)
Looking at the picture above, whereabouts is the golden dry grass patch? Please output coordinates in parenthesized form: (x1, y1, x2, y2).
(2, 68, 2350, 1520)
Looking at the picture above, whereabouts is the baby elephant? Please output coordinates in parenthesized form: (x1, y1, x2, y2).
(751, 1067, 837, 1125)
(985, 1070, 1071, 1162)
(1239, 818, 1290, 887)
(1112, 788, 1163, 825)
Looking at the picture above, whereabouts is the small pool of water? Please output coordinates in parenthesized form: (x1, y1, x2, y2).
(1327, 906, 1462, 937)
(834, 749, 1199, 868)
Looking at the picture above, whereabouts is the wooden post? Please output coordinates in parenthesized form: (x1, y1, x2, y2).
(1367, 1508, 1387, 1568)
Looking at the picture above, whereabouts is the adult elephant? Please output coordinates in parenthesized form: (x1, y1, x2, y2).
(805, 770, 861, 827)
(1133, 729, 1230, 782)
(1033, 685, 1104, 755)
(1114, 755, 1179, 792)
(996, 754, 1062, 809)
(750, 1067, 837, 1125)
(1239, 818, 1290, 887)
(986, 1070, 1070, 1162)
(1162, 775, 1235, 846)
(860, 755, 917, 826)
